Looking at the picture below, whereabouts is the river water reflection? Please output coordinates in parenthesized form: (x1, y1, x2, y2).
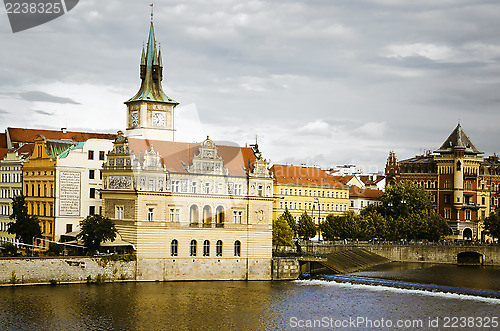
(1, 263, 499, 330)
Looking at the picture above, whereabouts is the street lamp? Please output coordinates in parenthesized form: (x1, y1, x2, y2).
(314, 197, 322, 241)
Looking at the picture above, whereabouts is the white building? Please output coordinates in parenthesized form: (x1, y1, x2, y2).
(54, 139, 114, 240)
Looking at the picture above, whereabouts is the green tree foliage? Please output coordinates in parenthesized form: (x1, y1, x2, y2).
(7, 195, 41, 246)
(272, 215, 293, 247)
(47, 242, 64, 256)
(1, 242, 18, 256)
(77, 215, 118, 254)
(359, 206, 386, 240)
(319, 200, 451, 242)
(320, 212, 359, 240)
(483, 211, 500, 241)
(379, 181, 432, 219)
(297, 211, 317, 240)
(282, 208, 298, 236)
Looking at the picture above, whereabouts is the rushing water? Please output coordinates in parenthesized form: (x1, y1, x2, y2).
(1, 263, 499, 330)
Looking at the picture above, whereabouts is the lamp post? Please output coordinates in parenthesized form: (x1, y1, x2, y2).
(314, 198, 322, 241)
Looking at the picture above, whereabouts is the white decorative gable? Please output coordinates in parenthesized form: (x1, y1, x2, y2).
(189, 137, 228, 175)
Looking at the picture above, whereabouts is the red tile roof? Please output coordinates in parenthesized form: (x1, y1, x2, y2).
(349, 186, 383, 198)
(0, 133, 6, 148)
(359, 175, 385, 185)
(270, 164, 348, 188)
(128, 138, 257, 177)
(6, 127, 116, 145)
(0, 148, 8, 160)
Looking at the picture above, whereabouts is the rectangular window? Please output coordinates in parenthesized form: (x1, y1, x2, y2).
(66, 224, 73, 233)
(233, 211, 242, 224)
(172, 181, 179, 192)
(89, 170, 95, 179)
(88, 150, 94, 160)
(235, 184, 242, 195)
(147, 208, 154, 221)
(444, 194, 450, 204)
(191, 182, 197, 193)
(204, 182, 210, 194)
(115, 206, 124, 220)
(258, 185, 263, 197)
(149, 179, 154, 191)
(89, 206, 95, 215)
(99, 151, 105, 160)
(90, 188, 96, 199)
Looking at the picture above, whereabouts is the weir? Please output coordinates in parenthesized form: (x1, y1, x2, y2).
(298, 248, 389, 275)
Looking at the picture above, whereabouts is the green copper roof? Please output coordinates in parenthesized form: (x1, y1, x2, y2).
(126, 22, 178, 105)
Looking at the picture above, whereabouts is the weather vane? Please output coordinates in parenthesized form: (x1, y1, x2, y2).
(150, 3, 154, 22)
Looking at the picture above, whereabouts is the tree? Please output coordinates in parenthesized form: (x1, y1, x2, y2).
(282, 208, 297, 236)
(1, 242, 18, 256)
(320, 212, 359, 240)
(272, 215, 293, 247)
(483, 211, 500, 242)
(297, 212, 317, 240)
(7, 195, 41, 247)
(378, 181, 433, 219)
(77, 215, 118, 254)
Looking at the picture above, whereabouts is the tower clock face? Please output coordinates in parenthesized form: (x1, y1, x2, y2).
(152, 113, 165, 127)
(131, 112, 139, 126)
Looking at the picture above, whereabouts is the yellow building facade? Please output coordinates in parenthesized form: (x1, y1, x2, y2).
(270, 164, 350, 224)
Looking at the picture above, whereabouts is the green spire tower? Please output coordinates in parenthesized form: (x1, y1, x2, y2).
(125, 5, 179, 141)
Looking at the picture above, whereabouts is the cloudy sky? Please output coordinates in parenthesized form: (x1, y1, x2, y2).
(1, 0, 500, 173)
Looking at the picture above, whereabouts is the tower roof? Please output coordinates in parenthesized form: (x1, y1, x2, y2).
(435, 124, 482, 155)
(126, 21, 178, 105)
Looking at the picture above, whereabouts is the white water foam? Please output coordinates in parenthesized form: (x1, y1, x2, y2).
(294, 279, 500, 304)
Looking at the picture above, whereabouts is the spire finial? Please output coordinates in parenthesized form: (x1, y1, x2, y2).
(150, 3, 154, 23)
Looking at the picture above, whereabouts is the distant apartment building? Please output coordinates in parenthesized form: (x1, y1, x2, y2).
(270, 164, 350, 224)
(348, 186, 383, 214)
(385, 124, 500, 241)
(0, 147, 30, 243)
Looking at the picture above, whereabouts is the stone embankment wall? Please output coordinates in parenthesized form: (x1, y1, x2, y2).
(0, 257, 136, 285)
(282, 244, 500, 266)
(271, 257, 300, 280)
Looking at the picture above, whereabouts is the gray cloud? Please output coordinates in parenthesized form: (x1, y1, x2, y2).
(34, 109, 54, 115)
(1, 0, 500, 168)
(0, 109, 8, 114)
(19, 91, 79, 104)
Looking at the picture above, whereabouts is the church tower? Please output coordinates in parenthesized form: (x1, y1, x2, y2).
(125, 9, 179, 141)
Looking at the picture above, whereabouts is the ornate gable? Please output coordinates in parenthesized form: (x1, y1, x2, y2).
(188, 137, 228, 175)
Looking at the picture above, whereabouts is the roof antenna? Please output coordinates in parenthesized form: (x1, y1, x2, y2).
(150, 3, 154, 23)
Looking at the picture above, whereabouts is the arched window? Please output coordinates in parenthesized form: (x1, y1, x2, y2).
(190, 240, 197, 256)
(215, 206, 225, 227)
(190, 205, 199, 226)
(203, 240, 210, 256)
(234, 240, 241, 257)
(216, 240, 222, 257)
(203, 205, 212, 227)
(171, 239, 178, 257)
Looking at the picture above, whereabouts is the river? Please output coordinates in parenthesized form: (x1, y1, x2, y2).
(1, 263, 499, 330)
